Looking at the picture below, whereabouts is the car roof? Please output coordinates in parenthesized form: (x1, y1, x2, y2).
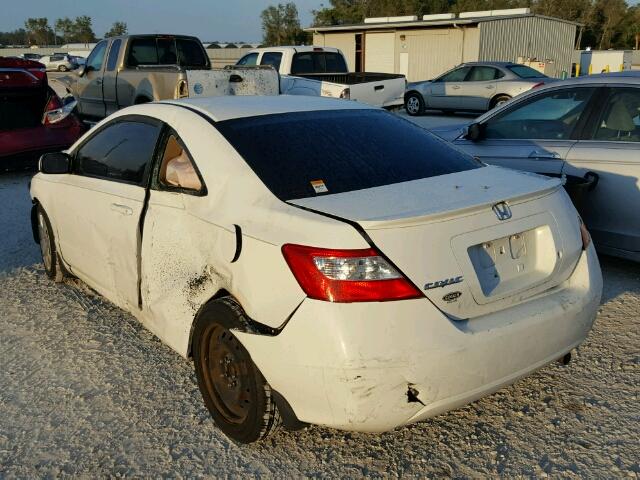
(249, 45, 341, 54)
(462, 61, 515, 67)
(162, 95, 372, 122)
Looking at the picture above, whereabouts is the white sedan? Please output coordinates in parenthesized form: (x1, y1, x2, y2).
(30, 95, 602, 443)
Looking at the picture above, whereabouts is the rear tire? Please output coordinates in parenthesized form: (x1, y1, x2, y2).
(193, 298, 281, 444)
(36, 206, 65, 283)
(490, 94, 511, 110)
(58, 65, 68, 72)
(405, 92, 425, 116)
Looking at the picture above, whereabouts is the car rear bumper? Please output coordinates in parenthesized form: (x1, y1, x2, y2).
(236, 244, 602, 432)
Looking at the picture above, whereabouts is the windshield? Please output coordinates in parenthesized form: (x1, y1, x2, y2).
(507, 65, 546, 79)
(215, 109, 481, 201)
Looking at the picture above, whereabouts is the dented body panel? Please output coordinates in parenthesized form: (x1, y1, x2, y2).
(30, 95, 603, 435)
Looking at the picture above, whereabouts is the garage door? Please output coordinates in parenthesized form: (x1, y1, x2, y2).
(365, 32, 395, 73)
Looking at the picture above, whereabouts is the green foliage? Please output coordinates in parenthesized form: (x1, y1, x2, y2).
(311, 0, 640, 49)
(105, 21, 128, 38)
(24, 17, 53, 45)
(261, 2, 311, 45)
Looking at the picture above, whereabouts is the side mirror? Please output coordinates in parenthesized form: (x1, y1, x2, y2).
(464, 123, 485, 142)
(76, 65, 86, 76)
(39, 152, 71, 174)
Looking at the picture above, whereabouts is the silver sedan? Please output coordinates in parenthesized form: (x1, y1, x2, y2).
(405, 62, 554, 115)
(431, 72, 640, 262)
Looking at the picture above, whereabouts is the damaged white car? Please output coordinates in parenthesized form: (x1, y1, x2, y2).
(30, 95, 602, 444)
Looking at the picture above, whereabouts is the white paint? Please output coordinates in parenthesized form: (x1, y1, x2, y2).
(422, 13, 456, 21)
(30, 96, 602, 434)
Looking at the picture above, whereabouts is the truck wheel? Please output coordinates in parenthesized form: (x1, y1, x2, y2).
(405, 92, 425, 116)
(193, 298, 281, 444)
(36, 206, 65, 283)
(490, 94, 511, 109)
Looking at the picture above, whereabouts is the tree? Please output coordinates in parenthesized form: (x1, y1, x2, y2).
(261, 3, 310, 46)
(105, 21, 128, 38)
(24, 17, 53, 45)
(73, 15, 97, 43)
(55, 17, 74, 43)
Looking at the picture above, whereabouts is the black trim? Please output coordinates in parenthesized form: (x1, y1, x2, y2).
(170, 103, 217, 126)
(231, 225, 242, 263)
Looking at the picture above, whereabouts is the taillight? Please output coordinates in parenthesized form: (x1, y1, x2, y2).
(339, 87, 350, 100)
(282, 244, 422, 302)
(579, 217, 591, 250)
(42, 95, 76, 125)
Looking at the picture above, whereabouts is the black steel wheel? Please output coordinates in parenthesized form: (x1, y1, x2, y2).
(193, 298, 281, 443)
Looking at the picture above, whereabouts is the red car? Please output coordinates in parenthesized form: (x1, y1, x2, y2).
(0, 57, 85, 169)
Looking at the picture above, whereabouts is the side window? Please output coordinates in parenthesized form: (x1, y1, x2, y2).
(106, 39, 122, 71)
(467, 66, 500, 82)
(484, 87, 595, 140)
(436, 66, 471, 83)
(158, 134, 203, 192)
(237, 53, 258, 66)
(128, 38, 158, 66)
(86, 41, 108, 71)
(75, 120, 161, 185)
(593, 88, 640, 143)
(260, 52, 283, 71)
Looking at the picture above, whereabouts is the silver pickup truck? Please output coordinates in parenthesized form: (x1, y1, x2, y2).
(236, 46, 406, 108)
(60, 34, 279, 121)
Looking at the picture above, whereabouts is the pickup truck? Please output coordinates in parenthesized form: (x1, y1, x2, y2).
(236, 46, 406, 108)
(59, 34, 279, 121)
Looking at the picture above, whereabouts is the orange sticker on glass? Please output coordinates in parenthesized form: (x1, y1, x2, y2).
(310, 179, 328, 194)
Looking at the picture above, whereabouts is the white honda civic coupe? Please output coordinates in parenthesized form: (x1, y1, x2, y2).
(30, 95, 602, 443)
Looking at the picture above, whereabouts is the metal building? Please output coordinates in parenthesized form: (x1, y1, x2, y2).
(307, 9, 579, 81)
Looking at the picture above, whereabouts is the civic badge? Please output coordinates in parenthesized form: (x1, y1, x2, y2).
(492, 202, 512, 221)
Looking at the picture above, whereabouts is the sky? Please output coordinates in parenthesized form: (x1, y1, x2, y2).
(2, 0, 325, 43)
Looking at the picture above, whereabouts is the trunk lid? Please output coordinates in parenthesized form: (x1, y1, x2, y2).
(289, 166, 583, 318)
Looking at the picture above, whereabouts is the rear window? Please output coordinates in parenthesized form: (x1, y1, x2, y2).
(215, 109, 480, 201)
(127, 37, 208, 68)
(507, 65, 546, 79)
(291, 52, 348, 74)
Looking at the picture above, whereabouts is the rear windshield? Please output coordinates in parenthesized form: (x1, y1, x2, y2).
(215, 109, 481, 201)
(127, 37, 208, 68)
(291, 52, 348, 74)
(507, 65, 546, 79)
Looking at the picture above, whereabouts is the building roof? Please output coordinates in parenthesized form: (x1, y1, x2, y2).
(162, 94, 372, 122)
(305, 13, 581, 33)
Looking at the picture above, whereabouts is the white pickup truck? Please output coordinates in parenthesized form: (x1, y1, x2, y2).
(236, 46, 406, 108)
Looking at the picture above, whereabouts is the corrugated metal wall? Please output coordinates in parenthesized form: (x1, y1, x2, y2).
(478, 17, 576, 77)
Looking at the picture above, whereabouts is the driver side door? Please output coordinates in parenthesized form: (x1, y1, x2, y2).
(428, 66, 471, 110)
(75, 40, 108, 119)
(452, 86, 598, 176)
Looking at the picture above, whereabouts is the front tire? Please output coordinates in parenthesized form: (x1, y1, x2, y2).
(37, 206, 65, 283)
(405, 92, 425, 116)
(58, 65, 68, 72)
(193, 298, 281, 443)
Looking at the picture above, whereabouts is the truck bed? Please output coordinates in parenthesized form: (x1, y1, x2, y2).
(296, 72, 405, 85)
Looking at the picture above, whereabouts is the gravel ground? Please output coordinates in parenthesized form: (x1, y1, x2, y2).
(1, 170, 639, 478)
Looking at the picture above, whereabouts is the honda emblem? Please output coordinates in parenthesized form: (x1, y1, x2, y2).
(492, 202, 512, 221)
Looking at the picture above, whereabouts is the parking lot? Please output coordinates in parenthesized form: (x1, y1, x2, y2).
(1, 160, 639, 475)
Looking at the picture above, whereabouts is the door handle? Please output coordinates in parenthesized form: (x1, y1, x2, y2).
(96, 78, 103, 85)
(528, 150, 560, 159)
(451, 85, 461, 90)
(374, 85, 384, 91)
(229, 74, 243, 83)
(111, 203, 133, 216)
(485, 85, 494, 89)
